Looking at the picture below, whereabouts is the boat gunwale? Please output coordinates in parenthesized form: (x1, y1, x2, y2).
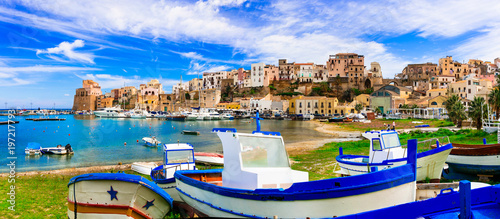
(174, 163, 416, 201)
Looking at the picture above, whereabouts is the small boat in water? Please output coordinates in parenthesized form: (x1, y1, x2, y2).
(142, 137, 161, 147)
(181, 130, 200, 135)
(67, 172, 173, 219)
(131, 162, 158, 175)
(336, 130, 452, 182)
(194, 152, 224, 166)
(41, 144, 74, 155)
(174, 113, 419, 218)
(25, 142, 42, 155)
(150, 143, 196, 203)
(431, 139, 500, 180)
(221, 113, 234, 120)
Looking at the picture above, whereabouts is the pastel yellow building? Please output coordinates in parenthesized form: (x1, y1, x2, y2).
(226, 102, 241, 110)
(354, 94, 370, 107)
(427, 88, 447, 98)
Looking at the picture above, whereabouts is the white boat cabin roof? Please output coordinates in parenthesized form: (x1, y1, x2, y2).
(163, 143, 194, 151)
(362, 130, 402, 151)
(213, 127, 308, 190)
(362, 130, 406, 163)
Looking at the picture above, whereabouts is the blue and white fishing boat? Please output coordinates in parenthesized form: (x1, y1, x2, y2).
(25, 142, 42, 155)
(150, 143, 196, 203)
(174, 113, 419, 218)
(338, 180, 500, 219)
(67, 172, 173, 219)
(336, 130, 452, 182)
(431, 139, 500, 180)
(142, 137, 161, 147)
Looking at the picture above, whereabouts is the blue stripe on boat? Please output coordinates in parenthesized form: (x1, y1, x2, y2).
(447, 162, 500, 175)
(174, 162, 415, 201)
(150, 165, 176, 184)
(337, 184, 500, 218)
(68, 172, 174, 206)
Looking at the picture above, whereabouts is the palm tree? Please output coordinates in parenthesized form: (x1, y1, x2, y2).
(355, 103, 363, 112)
(445, 95, 466, 127)
(468, 96, 487, 130)
(488, 88, 500, 119)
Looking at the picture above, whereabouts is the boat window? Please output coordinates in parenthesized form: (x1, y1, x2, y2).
(372, 139, 382, 151)
(238, 136, 289, 168)
(166, 150, 194, 164)
(381, 133, 401, 149)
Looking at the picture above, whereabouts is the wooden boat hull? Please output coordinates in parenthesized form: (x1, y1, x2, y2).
(337, 143, 452, 182)
(446, 154, 500, 175)
(194, 153, 224, 166)
(431, 143, 500, 178)
(175, 166, 416, 218)
(151, 164, 196, 203)
(131, 162, 158, 175)
(67, 173, 173, 219)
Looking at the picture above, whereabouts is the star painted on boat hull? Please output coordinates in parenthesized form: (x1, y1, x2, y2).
(143, 199, 155, 210)
(107, 186, 118, 201)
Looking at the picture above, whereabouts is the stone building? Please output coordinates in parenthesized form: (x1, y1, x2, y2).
(200, 88, 221, 108)
(203, 71, 227, 89)
(72, 80, 102, 111)
(278, 59, 296, 80)
(326, 53, 365, 89)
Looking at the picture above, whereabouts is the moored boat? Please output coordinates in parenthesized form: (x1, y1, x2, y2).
(41, 144, 74, 155)
(67, 172, 173, 219)
(25, 142, 42, 155)
(181, 130, 200, 135)
(431, 140, 500, 180)
(142, 137, 161, 147)
(194, 152, 224, 166)
(336, 130, 452, 182)
(174, 113, 418, 218)
(150, 143, 196, 203)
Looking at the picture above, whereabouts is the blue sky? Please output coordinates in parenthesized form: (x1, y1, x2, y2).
(1, 0, 500, 108)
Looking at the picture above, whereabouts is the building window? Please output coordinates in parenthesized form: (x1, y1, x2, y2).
(307, 102, 310, 108)
(468, 89, 471, 94)
(291, 103, 294, 107)
(299, 103, 302, 107)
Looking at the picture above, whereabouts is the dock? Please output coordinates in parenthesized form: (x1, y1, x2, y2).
(0, 121, 19, 125)
(26, 118, 66, 121)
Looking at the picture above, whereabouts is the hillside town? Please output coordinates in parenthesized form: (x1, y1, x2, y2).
(72, 53, 500, 118)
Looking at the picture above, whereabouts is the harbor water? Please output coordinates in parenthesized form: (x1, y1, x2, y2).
(0, 115, 332, 173)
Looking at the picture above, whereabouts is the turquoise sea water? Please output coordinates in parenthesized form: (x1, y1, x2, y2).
(0, 115, 331, 172)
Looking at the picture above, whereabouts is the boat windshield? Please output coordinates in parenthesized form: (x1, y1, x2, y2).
(238, 135, 289, 168)
(166, 150, 194, 164)
(381, 133, 401, 149)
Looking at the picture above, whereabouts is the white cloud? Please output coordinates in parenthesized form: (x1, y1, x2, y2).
(3, 0, 500, 79)
(64, 93, 70, 96)
(36, 40, 95, 64)
(185, 61, 231, 75)
(0, 65, 101, 73)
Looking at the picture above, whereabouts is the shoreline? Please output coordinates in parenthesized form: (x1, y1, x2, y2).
(2, 120, 363, 176)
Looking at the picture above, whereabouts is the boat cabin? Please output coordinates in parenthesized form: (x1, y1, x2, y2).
(362, 130, 406, 163)
(159, 143, 196, 180)
(213, 128, 308, 190)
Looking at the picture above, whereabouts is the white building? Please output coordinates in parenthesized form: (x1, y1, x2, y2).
(203, 71, 227, 90)
(296, 63, 314, 83)
(251, 63, 265, 87)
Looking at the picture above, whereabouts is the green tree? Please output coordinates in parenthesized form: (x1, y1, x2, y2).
(468, 96, 487, 130)
(184, 92, 191, 100)
(445, 94, 466, 127)
(374, 107, 382, 114)
(355, 103, 363, 112)
(488, 88, 500, 119)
